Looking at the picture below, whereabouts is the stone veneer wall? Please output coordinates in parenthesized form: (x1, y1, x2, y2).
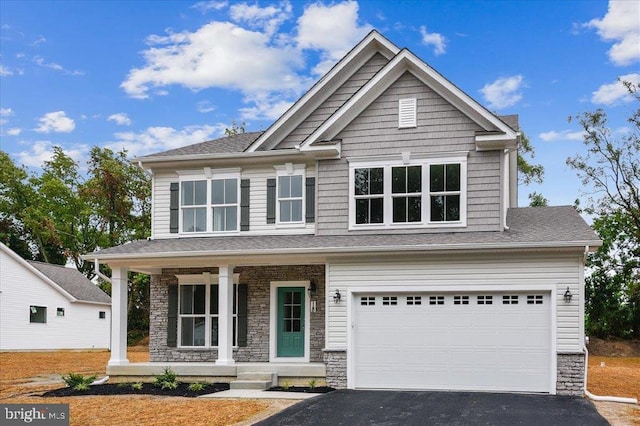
(323, 349, 347, 388)
(149, 265, 325, 363)
(556, 353, 585, 396)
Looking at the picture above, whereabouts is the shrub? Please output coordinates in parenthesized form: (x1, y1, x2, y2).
(188, 382, 205, 392)
(131, 382, 144, 390)
(308, 379, 317, 390)
(62, 373, 96, 390)
(154, 367, 178, 389)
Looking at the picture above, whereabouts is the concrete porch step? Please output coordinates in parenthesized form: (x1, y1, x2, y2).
(230, 380, 272, 390)
(236, 372, 275, 382)
(231, 371, 278, 390)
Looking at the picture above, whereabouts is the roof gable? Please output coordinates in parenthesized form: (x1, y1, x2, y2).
(246, 30, 399, 153)
(299, 48, 518, 152)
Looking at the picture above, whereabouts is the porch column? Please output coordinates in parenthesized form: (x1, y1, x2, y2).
(216, 264, 235, 365)
(108, 266, 129, 366)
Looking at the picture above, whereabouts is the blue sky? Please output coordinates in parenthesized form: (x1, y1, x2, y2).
(1, 0, 638, 207)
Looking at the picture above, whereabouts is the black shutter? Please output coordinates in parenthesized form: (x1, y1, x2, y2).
(240, 179, 250, 231)
(169, 182, 179, 233)
(305, 177, 315, 223)
(167, 284, 178, 347)
(237, 284, 248, 347)
(266, 178, 276, 224)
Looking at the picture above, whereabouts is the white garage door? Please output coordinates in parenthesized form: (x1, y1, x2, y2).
(353, 292, 551, 393)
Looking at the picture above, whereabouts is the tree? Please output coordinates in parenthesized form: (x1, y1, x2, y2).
(567, 80, 640, 338)
(224, 120, 246, 136)
(518, 132, 545, 186)
(528, 192, 549, 207)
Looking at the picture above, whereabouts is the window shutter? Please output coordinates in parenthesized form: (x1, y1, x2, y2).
(398, 98, 417, 128)
(305, 177, 315, 223)
(169, 182, 179, 233)
(266, 178, 276, 224)
(237, 284, 248, 347)
(167, 284, 178, 347)
(240, 179, 250, 231)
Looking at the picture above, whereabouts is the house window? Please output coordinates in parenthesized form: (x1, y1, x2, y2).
(392, 166, 422, 223)
(430, 164, 461, 222)
(181, 180, 207, 232)
(354, 167, 384, 224)
(99, 311, 106, 319)
(211, 178, 238, 232)
(349, 155, 466, 229)
(179, 282, 238, 347)
(57, 308, 65, 317)
(30, 306, 46, 323)
(278, 175, 303, 223)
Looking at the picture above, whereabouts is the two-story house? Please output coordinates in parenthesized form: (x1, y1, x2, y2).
(85, 31, 601, 395)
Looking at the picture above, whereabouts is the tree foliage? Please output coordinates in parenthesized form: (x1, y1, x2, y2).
(568, 80, 640, 338)
(518, 132, 545, 186)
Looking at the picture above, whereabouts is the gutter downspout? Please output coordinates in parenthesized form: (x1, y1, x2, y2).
(581, 246, 637, 404)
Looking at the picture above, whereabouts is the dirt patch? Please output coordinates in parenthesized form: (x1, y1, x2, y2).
(588, 338, 640, 357)
(588, 356, 640, 400)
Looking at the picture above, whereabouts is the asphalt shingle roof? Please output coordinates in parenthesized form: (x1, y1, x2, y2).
(87, 206, 600, 259)
(27, 261, 111, 304)
(138, 131, 264, 159)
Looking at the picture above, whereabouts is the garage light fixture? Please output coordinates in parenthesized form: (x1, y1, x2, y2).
(333, 289, 342, 304)
(563, 287, 573, 303)
(308, 279, 317, 298)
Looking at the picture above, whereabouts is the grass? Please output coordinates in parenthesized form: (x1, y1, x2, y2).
(0, 350, 285, 426)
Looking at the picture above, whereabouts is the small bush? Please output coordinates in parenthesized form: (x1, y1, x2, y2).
(188, 382, 206, 392)
(154, 367, 178, 389)
(308, 379, 317, 390)
(131, 382, 144, 390)
(117, 382, 130, 388)
(282, 381, 290, 391)
(62, 373, 96, 389)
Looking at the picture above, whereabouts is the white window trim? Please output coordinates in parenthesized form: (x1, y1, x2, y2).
(348, 153, 467, 230)
(177, 169, 241, 235)
(176, 273, 240, 349)
(274, 164, 306, 228)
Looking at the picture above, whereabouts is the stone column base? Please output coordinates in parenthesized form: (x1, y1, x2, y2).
(557, 352, 585, 396)
(323, 349, 347, 389)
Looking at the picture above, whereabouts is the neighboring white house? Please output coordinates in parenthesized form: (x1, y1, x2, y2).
(0, 242, 111, 350)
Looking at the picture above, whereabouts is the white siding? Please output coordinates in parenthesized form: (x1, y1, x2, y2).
(0, 251, 111, 350)
(326, 252, 583, 353)
(151, 165, 316, 238)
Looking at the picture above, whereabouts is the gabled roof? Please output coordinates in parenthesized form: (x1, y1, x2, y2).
(1, 243, 111, 305)
(246, 30, 400, 153)
(299, 48, 518, 152)
(85, 207, 601, 263)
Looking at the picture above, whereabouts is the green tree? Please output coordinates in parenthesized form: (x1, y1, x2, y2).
(224, 120, 246, 136)
(528, 192, 549, 207)
(567, 80, 640, 338)
(518, 132, 545, 186)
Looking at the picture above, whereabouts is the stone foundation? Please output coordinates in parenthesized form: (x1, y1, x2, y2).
(323, 349, 347, 388)
(556, 352, 585, 396)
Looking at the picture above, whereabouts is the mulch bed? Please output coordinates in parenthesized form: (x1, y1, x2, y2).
(41, 382, 230, 398)
(267, 386, 334, 394)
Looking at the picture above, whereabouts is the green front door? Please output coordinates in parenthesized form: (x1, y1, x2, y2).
(277, 287, 305, 357)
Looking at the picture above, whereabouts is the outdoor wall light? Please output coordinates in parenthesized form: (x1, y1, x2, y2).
(334, 289, 342, 304)
(564, 287, 573, 303)
(308, 279, 317, 298)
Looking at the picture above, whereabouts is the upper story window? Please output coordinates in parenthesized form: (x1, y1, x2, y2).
(278, 175, 303, 222)
(349, 154, 467, 230)
(179, 170, 240, 234)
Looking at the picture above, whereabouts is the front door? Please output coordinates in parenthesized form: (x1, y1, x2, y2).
(277, 287, 305, 357)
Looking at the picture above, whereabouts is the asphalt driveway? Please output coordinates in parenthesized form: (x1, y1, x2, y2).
(256, 390, 609, 426)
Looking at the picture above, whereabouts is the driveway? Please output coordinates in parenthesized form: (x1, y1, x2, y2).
(255, 390, 609, 425)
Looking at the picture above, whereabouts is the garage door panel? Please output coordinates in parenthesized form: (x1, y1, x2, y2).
(353, 292, 551, 393)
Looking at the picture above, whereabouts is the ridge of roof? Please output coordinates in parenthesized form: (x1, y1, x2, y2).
(138, 131, 263, 160)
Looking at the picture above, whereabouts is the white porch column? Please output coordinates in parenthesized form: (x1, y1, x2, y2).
(108, 266, 129, 366)
(216, 264, 235, 365)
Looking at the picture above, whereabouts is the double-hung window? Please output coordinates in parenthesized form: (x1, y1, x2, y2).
(179, 170, 240, 234)
(349, 154, 466, 229)
(278, 175, 303, 222)
(181, 180, 207, 232)
(178, 278, 238, 348)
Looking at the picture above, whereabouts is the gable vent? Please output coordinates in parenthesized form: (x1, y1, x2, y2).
(398, 98, 417, 128)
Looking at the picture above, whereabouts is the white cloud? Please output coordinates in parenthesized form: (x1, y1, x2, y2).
(14, 140, 88, 168)
(586, 0, 640, 66)
(420, 26, 446, 56)
(539, 129, 586, 142)
(106, 124, 227, 158)
(31, 35, 47, 47)
(7, 128, 22, 136)
(196, 101, 216, 113)
(0, 107, 14, 117)
(33, 56, 84, 75)
(35, 111, 76, 133)
(230, 1, 292, 36)
(239, 92, 293, 120)
(296, 1, 372, 75)
(107, 113, 132, 126)
(591, 73, 640, 105)
(480, 75, 525, 110)
(192, 1, 228, 13)
(121, 21, 306, 99)
(0, 65, 13, 77)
